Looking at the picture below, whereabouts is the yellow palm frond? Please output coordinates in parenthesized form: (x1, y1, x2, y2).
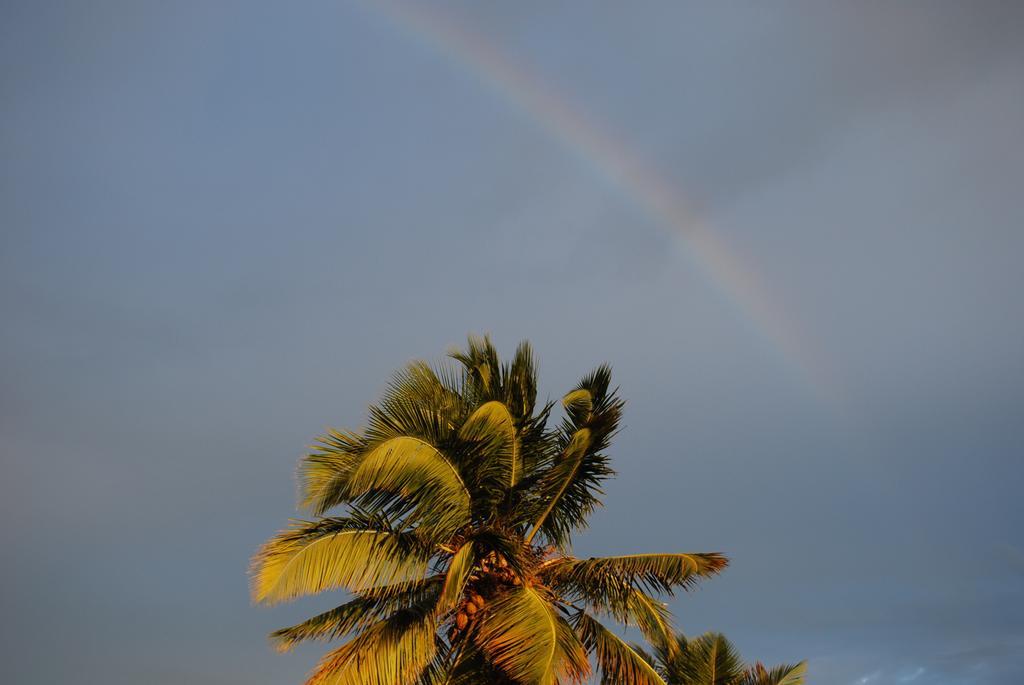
(473, 585, 590, 685)
(561, 389, 592, 416)
(459, 400, 520, 487)
(624, 589, 675, 652)
(299, 429, 365, 514)
(741, 661, 808, 685)
(666, 632, 745, 685)
(438, 542, 475, 614)
(525, 428, 592, 544)
(251, 523, 430, 605)
(346, 437, 471, 538)
(574, 612, 666, 685)
(305, 607, 438, 685)
(270, 576, 444, 652)
(543, 556, 675, 651)
(547, 553, 728, 595)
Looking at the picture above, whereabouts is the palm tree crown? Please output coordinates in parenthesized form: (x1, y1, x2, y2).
(251, 336, 728, 685)
(638, 632, 807, 685)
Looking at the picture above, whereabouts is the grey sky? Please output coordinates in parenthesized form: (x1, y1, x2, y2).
(2, 2, 1022, 684)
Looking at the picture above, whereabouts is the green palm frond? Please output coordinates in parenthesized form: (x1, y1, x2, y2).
(270, 576, 444, 652)
(664, 632, 746, 685)
(548, 553, 729, 596)
(438, 542, 475, 614)
(365, 397, 460, 448)
(527, 367, 623, 547)
(386, 361, 465, 415)
(560, 365, 620, 451)
(644, 632, 807, 685)
(345, 436, 472, 539)
(740, 661, 807, 685)
(450, 336, 539, 424)
(561, 389, 592, 416)
(459, 400, 520, 490)
(573, 611, 666, 685)
(525, 427, 592, 545)
(299, 363, 467, 517)
(299, 429, 366, 514)
(473, 585, 589, 685)
(365, 361, 468, 446)
(543, 556, 676, 650)
(624, 588, 676, 651)
(411, 640, 454, 685)
(552, 610, 592, 684)
(250, 520, 430, 605)
(450, 334, 503, 403)
(305, 606, 438, 685)
(515, 399, 558, 480)
(271, 599, 381, 653)
(506, 340, 538, 420)
(631, 642, 663, 677)
(647, 633, 688, 684)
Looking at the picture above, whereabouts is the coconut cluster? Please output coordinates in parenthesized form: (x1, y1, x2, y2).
(449, 551, 523, 637)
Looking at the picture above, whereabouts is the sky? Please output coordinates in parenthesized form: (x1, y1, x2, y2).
(1, 1, 1022, 684)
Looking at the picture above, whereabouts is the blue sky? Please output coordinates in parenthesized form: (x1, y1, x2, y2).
(2, 2, 1022, 683)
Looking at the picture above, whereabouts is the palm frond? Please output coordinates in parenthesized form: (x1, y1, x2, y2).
(298, 362, 469, 515)
(561, 389, 592, 416)
(386, 361, 465, 413)
(411, 639, 454, 685)
(299, 429, 366, 514)
(365, 400, 458, 449)
(560, 365, 620, 452)
(651, 633, 690, 684)
(525, 427, 593, 544)
(527, 367, 624, 547)
(345, 436, 472, 539)
(250, 520, 431, 605)
(270, 576, 444, 651)
(740, 661, 807, 685)
(548, 553, 728, 596)
(573, 611, 666, 685)
(438, 542, 475, 614)
(473, 585, 589, 684)
(305, 606, 438, 685)
(630, 642, 663, 677)
(515, 399, 557, 481)
(624, 588, 676, 652)
(553, 609, 593, 684)
(543, 557, 675, 650)
(672, 632, 746, 685)
(506, 340, 538, 420)
(450, 334, 503, 403)
(365, 361, 469, 446)
(459, 400, 520, 489)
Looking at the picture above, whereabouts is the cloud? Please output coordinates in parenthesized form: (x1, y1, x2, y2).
(898, 667, 924, 683)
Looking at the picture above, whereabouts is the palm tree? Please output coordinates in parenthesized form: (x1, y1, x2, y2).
(637, 632, 807, 685)
(250, 336, 727, 685)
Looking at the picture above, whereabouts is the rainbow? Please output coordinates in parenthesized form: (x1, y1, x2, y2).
(366, 1, 838, 404)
